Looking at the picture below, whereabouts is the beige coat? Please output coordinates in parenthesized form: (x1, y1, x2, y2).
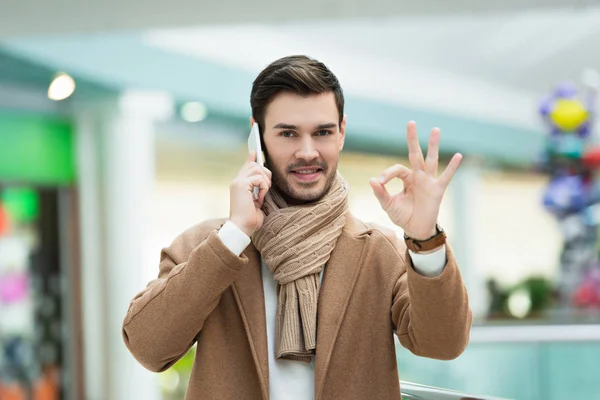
(122, 214, 472, 399)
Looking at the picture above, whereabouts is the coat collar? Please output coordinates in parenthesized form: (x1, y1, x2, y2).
(232, 214, 372, 400)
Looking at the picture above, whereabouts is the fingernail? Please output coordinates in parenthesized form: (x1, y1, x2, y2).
(378, 176, 385, 183)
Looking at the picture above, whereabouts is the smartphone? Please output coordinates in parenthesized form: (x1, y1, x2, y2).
(248, 122, 265, 199)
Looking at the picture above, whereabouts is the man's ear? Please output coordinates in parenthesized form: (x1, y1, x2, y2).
(339, 115, 347, 151)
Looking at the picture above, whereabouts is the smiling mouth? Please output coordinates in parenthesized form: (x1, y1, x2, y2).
(290, 168, 324, 182)
(293, 169, 322, 174)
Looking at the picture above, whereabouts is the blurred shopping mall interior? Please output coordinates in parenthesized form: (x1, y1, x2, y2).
(2, 1, 600, 399)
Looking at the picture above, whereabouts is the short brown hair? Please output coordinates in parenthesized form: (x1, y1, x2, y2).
(250, 55, 344, 134)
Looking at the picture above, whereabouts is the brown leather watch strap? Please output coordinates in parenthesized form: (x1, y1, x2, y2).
(404, 226, 447, 253)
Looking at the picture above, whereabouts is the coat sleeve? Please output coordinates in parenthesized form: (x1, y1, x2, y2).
(384, 231, 472, 360)
(122, 222, 248, 372)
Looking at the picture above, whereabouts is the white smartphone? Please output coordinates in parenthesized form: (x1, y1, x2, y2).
(247, 122, 265, 199)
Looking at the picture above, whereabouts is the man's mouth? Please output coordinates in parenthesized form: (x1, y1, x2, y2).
(294, 169, 320, 174)
(290, 167, 324, 182)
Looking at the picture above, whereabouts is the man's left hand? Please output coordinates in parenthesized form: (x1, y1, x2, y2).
(369, 121, 462, 240)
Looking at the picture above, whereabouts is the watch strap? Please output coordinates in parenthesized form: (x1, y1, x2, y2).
(404, 225, 447, 253)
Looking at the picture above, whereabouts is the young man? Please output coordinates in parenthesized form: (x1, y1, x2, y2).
(122, 55, 472, 400)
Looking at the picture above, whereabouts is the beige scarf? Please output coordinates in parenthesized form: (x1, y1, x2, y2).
(252, 172, 349, 362)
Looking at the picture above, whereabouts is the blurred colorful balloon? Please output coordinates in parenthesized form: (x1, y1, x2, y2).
(573, 267, 600, 308)
(548, 134, 585, 159)
(582, 147, 600, 169)
(554, 81, 578, 98)
(550, 99, 589, 132)
(543, 174, 588, 213)
(539, 82, 594, 137)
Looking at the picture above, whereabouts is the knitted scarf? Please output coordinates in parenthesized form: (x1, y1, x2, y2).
(252, 172, 349, 362)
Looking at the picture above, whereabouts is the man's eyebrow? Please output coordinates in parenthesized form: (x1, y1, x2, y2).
(315, 123, 337, 130)
(272, 122, 337, 130)
(272, 123, 298, 130)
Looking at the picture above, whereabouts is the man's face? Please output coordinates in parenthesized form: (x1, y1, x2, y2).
(256, 92, 346, 205)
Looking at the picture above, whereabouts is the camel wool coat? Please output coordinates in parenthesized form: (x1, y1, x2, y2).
(122, 214, 472, 399)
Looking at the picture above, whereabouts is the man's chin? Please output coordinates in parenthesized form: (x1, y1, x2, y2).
(282, 184, 327, 204)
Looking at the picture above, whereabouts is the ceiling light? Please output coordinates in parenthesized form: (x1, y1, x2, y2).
(48, 73, 76, 101)
(180, 102, 207, 123)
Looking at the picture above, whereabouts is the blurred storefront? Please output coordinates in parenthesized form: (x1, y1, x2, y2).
(0, 111, 81, 400)
(0, 51, 162, 400)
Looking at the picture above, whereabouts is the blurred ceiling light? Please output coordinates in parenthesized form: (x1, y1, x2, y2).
(181, 102, 207, 122)
(48, 73, 76, 101)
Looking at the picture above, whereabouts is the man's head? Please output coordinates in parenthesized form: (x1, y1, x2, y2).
(250, 55, 346, 205)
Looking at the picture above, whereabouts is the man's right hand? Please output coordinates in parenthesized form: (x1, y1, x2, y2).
(229, 151, 272, 237)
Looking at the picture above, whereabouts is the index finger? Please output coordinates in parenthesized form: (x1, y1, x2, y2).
(239, 151, 258, 174)
(379, 163, 412, 185)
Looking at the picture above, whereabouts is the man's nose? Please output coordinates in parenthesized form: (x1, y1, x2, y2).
(295, 137, 319, 160)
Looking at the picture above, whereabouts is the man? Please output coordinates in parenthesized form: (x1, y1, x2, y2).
(122, 55, 472, 400)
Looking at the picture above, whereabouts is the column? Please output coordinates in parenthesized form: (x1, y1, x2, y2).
(450, 157, 488, 320)
(75, 91, 173, 400)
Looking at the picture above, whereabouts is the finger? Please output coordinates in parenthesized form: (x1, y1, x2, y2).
(243, 164, 272, 187)
(378, 163, 412, 186)
(406, 121, 425, 171)
(425, 127, 440, 176)
(248, 175, 270, 201)
(257, 184, 269, 206)
(262, 165, 273, 180)
(257, 176, 270, 204)
(239, 151, 257, 175)
(244, 164, 270, 181)
(369, 178, 392, 208)
(439, 153, 463, 188)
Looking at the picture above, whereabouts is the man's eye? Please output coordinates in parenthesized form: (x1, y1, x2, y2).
(316, 130, 332, 136)
(281, 131, 295, 137)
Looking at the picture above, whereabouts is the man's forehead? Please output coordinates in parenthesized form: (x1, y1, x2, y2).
(265, 92, 339, 128)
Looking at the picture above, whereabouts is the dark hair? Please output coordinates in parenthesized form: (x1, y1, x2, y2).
(250, 55, 344, 134)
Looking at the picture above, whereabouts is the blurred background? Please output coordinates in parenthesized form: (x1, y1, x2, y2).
(2, 1, 600, 399)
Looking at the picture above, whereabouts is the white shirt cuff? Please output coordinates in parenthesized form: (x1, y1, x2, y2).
(217, 220, 251, 256)
(408, 245, 447, 277)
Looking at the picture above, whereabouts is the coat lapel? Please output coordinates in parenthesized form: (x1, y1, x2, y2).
(231, 243, 270, 400)
(314, 215, 372, 400)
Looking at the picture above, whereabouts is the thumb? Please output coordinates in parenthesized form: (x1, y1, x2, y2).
(369, 178, 391, 208)
(247, 151, 257, 163)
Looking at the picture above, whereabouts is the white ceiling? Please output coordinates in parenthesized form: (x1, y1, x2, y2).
(3, 3, 600, 137)
(142, 8, 600, 130)
(1, 0, 598, 38)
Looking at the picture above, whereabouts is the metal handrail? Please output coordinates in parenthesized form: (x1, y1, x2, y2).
(400, 381, 514, 400)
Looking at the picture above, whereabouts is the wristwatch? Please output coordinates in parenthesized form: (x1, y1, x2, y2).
(403, 224, 446, 253)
